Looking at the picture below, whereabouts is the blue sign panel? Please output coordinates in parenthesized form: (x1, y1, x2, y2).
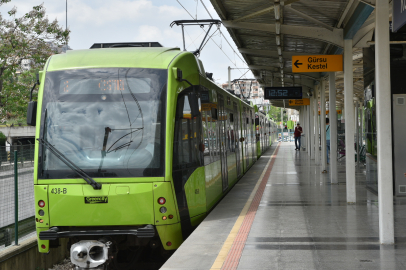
(393, 0, 406, 32)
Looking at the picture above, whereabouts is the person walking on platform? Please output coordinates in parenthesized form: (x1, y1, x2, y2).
(294, 123, 303, 150)
(326, 118, 331, 164)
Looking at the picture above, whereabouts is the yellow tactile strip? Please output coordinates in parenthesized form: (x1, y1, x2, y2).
(210, 143, 281, 270)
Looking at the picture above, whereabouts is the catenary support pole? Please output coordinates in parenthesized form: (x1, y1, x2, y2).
(320, 79, 327, 171)
(314, 86, 320, 165)
(329, 72, 338, 184)
(228, 66, 231, 89)
(310, 93, 314, 158)
(375, 0, 394, 244)
(344, 39, 356, 203)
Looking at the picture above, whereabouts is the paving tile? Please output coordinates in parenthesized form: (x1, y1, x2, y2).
(278, 261, 320, 270)
(161, 143, 406, 270)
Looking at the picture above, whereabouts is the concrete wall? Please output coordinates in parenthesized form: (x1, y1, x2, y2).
(0, 236, 69, 270)
(0, 127, 35, 139)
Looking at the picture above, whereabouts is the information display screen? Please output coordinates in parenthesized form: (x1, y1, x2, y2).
(264, 87, 303, 99)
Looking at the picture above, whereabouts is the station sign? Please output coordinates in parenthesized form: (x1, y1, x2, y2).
(318, 110, 342, 115)
(288, 98, 310, 106)
(292, 55, 343, 73)
(264, 86, 302, 99)
(392, 0, 406, 32)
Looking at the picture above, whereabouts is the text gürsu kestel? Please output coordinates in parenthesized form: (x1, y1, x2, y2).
(307, 56, 328, 70)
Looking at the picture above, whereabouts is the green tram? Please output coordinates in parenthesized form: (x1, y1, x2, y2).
(27, 43, 277, 269)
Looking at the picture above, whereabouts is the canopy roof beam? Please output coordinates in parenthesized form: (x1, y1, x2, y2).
(222, 21, 344, 47)
(285, 6, 335, 31)
(239, 48, 309, 58)
(231, 0, 300, 22)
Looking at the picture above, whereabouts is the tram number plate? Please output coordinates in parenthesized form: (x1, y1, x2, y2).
(51, 188, 67, 194)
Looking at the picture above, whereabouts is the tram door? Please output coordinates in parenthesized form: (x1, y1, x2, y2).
(243, 107, 250, 167)
(250, 110, 256, 161)
(218, 96, 228, 191)
(233, 102, 242, 177)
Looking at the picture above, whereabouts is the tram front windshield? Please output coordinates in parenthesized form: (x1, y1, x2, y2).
(39, 68, 166, 179)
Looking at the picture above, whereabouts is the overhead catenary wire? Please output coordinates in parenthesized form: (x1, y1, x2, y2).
(199, 0, 247, 66)
(176, 0, 194, 19)
(176, 0, 248, 77)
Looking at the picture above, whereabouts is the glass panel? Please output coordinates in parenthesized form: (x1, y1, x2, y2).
(40, 68, 166, 178)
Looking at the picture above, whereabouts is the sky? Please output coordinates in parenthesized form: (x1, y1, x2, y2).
(0, 0, 254, 85)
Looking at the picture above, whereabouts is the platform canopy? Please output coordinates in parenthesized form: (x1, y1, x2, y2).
(209, 0, 374, 108)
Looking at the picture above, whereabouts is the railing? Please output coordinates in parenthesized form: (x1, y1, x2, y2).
(277, 128, 294, 142)
(0, 144, 35, 170)
(0, 150, 35, 251)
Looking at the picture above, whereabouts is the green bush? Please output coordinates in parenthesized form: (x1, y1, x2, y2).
(0, 132, 6, 146)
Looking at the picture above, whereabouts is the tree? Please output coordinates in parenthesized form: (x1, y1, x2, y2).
(0, 0, 70, 122)
(267, 105, 287, 123)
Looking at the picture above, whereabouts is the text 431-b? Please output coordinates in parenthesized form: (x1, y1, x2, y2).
(51, 188, 67, 194)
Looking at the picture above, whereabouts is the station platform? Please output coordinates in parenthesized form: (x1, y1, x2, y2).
(161, 142, 406, 270)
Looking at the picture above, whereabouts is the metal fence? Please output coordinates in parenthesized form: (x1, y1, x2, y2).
(0, 144, 35, 169)
(0, 150, 35, 251)
(277, 129, 294, 142)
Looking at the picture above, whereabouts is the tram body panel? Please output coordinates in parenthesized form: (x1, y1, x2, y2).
(31, 47, 260, 256)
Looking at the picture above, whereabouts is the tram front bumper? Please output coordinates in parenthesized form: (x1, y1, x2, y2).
(39, 224, 155, 240)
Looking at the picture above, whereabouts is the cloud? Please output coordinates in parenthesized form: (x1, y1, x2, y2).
(61, 0, 184, 26)
(0, 0, 253, 84)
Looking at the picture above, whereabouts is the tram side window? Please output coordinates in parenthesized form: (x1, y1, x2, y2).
(173, 94, 203, 169)
(227, 109, 235, 153)
(202, 110, 211, 164)
(202, 109, 221, 164)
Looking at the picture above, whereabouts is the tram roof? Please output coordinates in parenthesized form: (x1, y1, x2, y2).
(46, 47, 183, 72)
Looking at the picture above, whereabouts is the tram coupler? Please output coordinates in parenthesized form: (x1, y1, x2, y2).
(70, 238, 113, 270)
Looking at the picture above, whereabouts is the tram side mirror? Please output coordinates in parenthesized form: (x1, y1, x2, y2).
(188, 92, 200, 118)
(176, 68, 183, 80)
(36, 72, 40, 85)
(27, 72, 40, 126)
(27, 101, 37, 126)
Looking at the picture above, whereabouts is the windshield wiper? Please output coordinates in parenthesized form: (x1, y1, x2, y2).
(37, 138, 102, 190)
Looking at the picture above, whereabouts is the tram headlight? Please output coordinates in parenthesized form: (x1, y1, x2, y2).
(158, 197, 166, 205)
(160, 207, 167, 214)
(38, 210, 45, 216)
(38, 200, 45, 208)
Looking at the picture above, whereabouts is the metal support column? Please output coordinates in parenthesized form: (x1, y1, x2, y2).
(310, 94, 314, 158)
(314, 86, 320, 165)
(356, 102, 360, 169)
(329, 72, 338, 184)
(299, 108, 303, 149)
(375, 0, 394, 244)
(304, 106, 308, 152)
(344, 39, 356, 203)
(360, 105, 364, 147)
(320, 79, 327, 171)
(281, 107, 284, 142)
(307, 103, 311, 155)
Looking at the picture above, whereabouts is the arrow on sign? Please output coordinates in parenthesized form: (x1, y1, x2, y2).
(294, 60, 303, 69)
